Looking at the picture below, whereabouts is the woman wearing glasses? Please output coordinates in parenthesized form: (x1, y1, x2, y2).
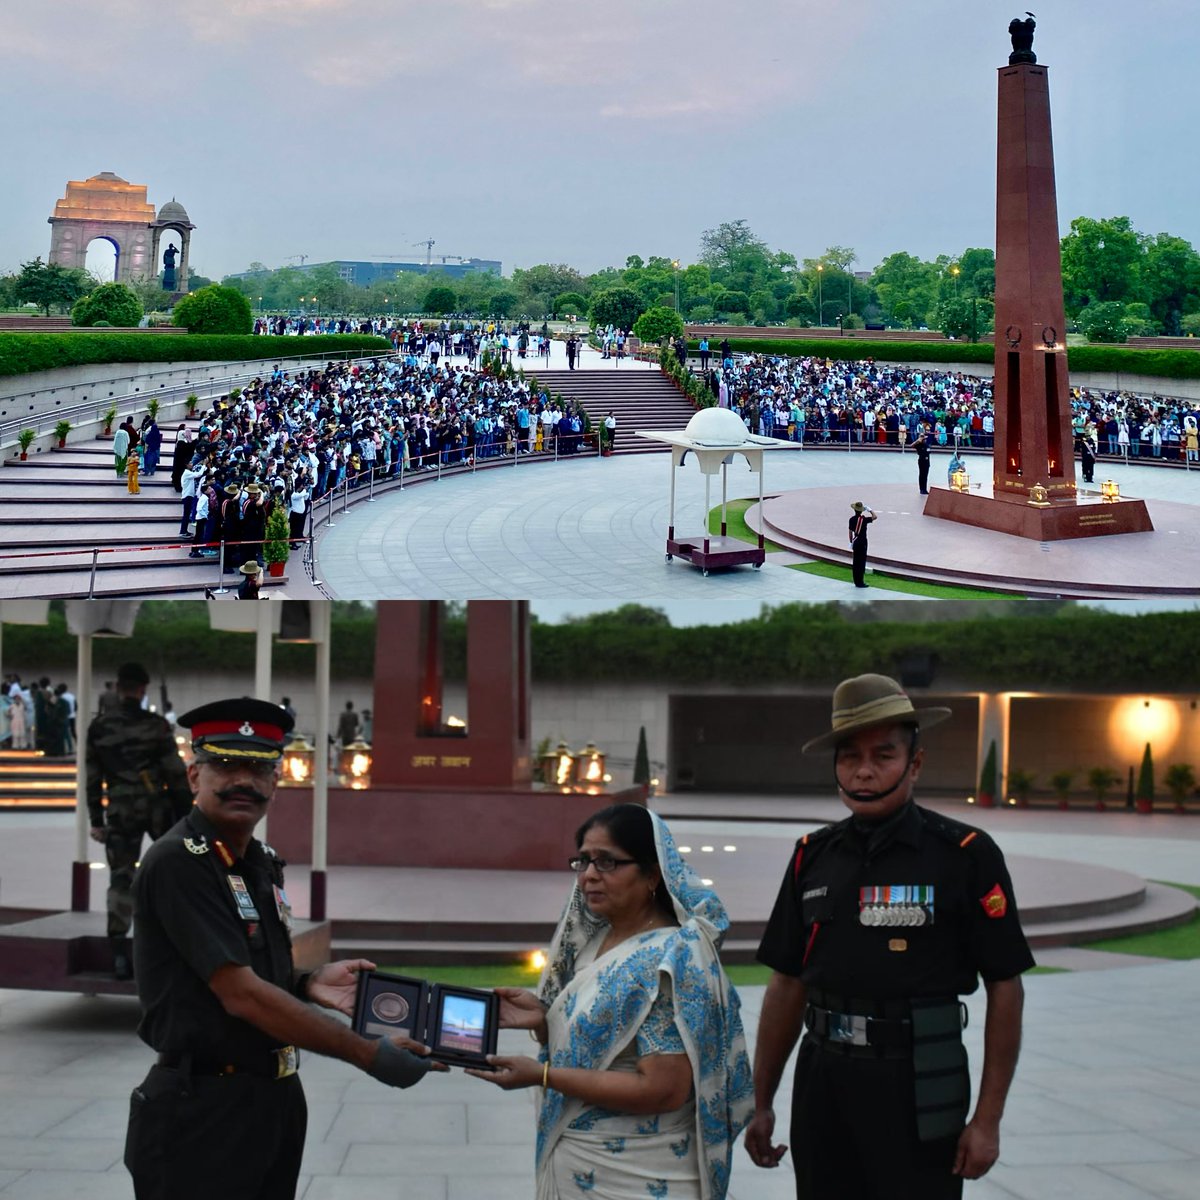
(466, 803, 753, 1199)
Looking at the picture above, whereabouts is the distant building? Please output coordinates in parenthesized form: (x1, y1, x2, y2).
(228, 258, 502, 285)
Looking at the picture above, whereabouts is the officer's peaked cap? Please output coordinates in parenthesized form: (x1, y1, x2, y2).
(178, 698, 295, 762)
(116, 662, 150, 686)
(802, 674, 951, 755)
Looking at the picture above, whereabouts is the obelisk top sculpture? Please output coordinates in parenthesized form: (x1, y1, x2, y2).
(1008, 14, 1037, 64)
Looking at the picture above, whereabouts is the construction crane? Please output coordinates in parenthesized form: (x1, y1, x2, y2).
(285, 254, 309, 266)
(412, 238, 436, 266)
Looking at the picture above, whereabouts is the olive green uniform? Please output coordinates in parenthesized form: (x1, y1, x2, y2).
(86, 699, 193, 938)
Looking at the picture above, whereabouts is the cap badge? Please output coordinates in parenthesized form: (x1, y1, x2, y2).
(239, 721, 255, 736)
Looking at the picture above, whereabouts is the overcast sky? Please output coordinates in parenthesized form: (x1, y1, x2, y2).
(4, 0, 1196, 281)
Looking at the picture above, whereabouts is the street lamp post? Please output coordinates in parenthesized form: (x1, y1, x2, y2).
(672, 260, 680, 313)
(951, 263, 960, 297)
(816, 264, 823, 327)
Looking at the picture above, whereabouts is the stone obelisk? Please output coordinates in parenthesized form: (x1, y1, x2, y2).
(924, 17, 1152, 539)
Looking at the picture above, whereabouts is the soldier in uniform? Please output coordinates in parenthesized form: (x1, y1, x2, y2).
(745, 674, 1034, 1200)
(86, 662, 192, 980)
(125, 697, 444, 1200)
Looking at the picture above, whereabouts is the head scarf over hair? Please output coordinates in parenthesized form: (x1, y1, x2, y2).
(536, 810, 754, 1199)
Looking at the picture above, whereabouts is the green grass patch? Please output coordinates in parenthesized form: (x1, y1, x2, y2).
(1027, 965, 1071, 975)
(706, 499, 787, 552)
(1077, 882, 1200, 959)
(788, 560, 1015, 599)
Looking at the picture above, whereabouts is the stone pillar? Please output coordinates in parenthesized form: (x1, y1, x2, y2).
(991, 63, 1075, 504)
(977, 691, 1011, 802)
(177, 231, 191, 295)
(370, 600, 531, 789)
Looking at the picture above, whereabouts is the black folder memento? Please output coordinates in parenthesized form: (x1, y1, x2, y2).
(353, 971, 500, 1067)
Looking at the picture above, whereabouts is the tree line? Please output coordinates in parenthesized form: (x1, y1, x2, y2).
(5, 214, 1198, 344)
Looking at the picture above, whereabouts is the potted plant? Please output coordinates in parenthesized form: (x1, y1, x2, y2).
(185, 393, 199, 417)
(1049, 769, 1074, 811)
(1164, 764, 1195, 814)
(1135, 743, 1155, 815)
(263, 505, 291, 577)
(103, 404, 118, 435)
(53, 420, 72, 449)
(977, 740, 997, 808)
(17, 428, 36, 460)
(1007, 767, 1036, 808)
(633, 725, 651, 799)
(147, 397, 160, 422)
(1087, 766, 1120, 812)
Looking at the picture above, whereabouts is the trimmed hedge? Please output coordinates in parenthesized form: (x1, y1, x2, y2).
(5, 604, 1199, 693)
(698, 337, 1200, 381)
(0, 333, 393, 379)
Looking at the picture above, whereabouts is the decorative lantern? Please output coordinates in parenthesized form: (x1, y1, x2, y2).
(281, 735, 315, 786)
(574, 742, 608, 789)
(1027, 482, 1050, 507)
(951, 467, 969, 493)
(1101, 479, 1120, 502)
(339, 738, 373, 789)
(540, 741, 576, 788)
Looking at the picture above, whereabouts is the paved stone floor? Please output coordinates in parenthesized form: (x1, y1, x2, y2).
(1, 804, 1198, 1197)
(314, 394, 1200, 602)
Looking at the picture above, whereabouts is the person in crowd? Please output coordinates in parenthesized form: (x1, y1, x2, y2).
(142, 416, 163, 477)
(468, 802, 753, 1199)
(745, 673, 1033, 1200)
(236, 561, 264, 599)
(113, 420, 131, 478)
(337, 700, 360, 749)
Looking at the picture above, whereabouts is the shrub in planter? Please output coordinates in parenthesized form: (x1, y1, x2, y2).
(17, 428, 36, 459)
(53, 419, 72, 448)
(1164, 764, 1195, 814)
(1087, 765, 1120, 811)
(1006, 768, 1036, 808)
(147, 397, 160, 421)
(185, 393, 199, 416)
(1135, 743, 1155, 814)
(1049, 770, 1074, 811)
(263, 505, 291, 576)
(103, 404, 118, 434)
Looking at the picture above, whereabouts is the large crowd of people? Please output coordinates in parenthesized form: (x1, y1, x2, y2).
(702, 351, 1200, 461)
(171, 349, 591, 571)
(0, 674, 76, 754)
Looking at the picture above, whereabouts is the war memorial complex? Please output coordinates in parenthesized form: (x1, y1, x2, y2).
(0, 14, 1198, 1200)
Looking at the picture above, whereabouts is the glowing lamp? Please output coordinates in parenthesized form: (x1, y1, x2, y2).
(1101, 479, 1120, 501)
(951, 467, 969, 493)
(529, 949, 547, 971)
(281, 735, 315, 786)
(338, 738, 373, 789)
(574, 742, 607, 788)
(541, 741, 576, 788)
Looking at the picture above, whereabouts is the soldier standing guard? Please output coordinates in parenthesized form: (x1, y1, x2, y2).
(86, 662, 192, 980)
(124, 697, 445, 1200)
(745, 674, 1034, 1199)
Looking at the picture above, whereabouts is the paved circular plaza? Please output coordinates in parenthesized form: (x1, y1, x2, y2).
(314, 440, 1200, 601)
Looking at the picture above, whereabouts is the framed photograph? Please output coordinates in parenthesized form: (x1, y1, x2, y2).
(428, 983, 499, 1067)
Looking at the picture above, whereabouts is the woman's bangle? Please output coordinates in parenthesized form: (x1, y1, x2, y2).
(542, 1060, 550, 1089)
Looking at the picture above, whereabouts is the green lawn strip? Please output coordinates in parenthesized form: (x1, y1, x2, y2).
(788, 560, 1014, 599)
(1075, 881, 1200, 959)
(706, 499, 787, 552)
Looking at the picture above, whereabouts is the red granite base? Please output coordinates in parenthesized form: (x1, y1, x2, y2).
(267, 785, 647, 870)
(923, 488, 1154, 540)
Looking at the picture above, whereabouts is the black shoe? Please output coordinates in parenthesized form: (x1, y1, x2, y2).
(111, 938, 133, 981)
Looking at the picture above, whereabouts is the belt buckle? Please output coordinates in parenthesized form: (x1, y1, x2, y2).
(827, 1013, 868, 1046)
(274, 1046, 299, 1078)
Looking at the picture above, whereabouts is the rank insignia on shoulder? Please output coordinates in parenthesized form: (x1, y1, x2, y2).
(183, 837, 209, 855)
(980, 883, 1008, 918)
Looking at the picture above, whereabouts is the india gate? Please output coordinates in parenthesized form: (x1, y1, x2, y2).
(47, 172, 195, 294)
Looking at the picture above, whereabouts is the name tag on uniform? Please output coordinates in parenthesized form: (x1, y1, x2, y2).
(273, 884, 293, 930)
(227, 876, 261, 922)
(859, 885, 934, 927)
